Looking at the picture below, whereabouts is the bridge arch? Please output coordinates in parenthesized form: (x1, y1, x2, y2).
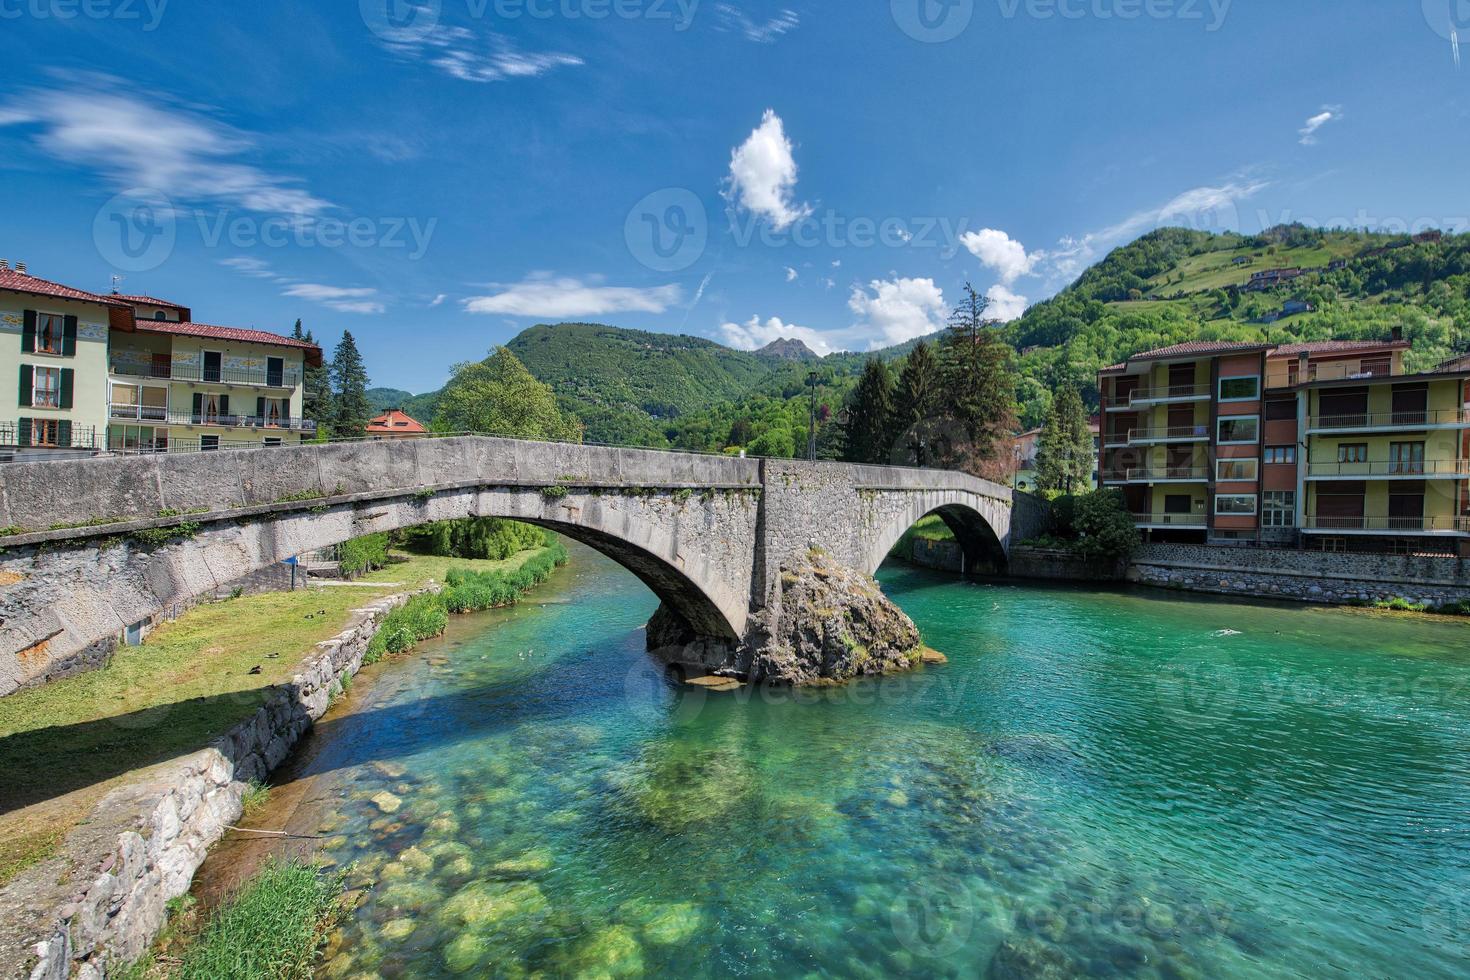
(862, 489, 1011, 577)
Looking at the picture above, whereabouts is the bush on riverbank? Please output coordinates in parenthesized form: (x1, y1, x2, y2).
(401, 517, 553, 561)
(338, 533, 391, 578)
(1022, 489, 1140, 562)
(366, 593, 449, 662)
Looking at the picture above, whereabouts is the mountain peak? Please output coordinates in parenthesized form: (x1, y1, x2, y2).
(754, 337, 820, 361)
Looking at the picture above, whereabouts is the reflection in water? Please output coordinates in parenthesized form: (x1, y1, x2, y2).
(241, 543, 1470, 978)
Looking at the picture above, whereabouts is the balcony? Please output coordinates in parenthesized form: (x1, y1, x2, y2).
(1266, 361, 1395, 389)
(1307, 408, 1470, 434)
(110, 358, 302, 389)
(1301, 515, 1470, 535)
(1128, 425, 1210, 445)
(1132, 512, 1208, 528)
(108, 405, 318, 434)
(1119, 466, 1209, 483)
(1305, 459, 1470, 480)
(0, 422, 100, 450)
(1125, 384, 1211, 408)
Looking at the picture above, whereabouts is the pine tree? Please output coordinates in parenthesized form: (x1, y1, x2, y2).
(888, 340, 943, 466)
(842, 358, 896, 464)
(1034, 384, 1094, 493)
(294, 319, 333, 440)
(330, 331, 372, 438)
(938, 283, 1019, 481)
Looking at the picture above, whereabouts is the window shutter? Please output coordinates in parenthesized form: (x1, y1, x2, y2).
(17, 417, 31, 447)
(256, 396, 266, 420)
(192, 393, 203, 420)
(60, 368, 74, 410)
(58, 420, 72, 448)
(62, 316, 78, 356)
(21, 311, 36, 353)
(18, 364, 32, 407)
(220, 394, 230, 418)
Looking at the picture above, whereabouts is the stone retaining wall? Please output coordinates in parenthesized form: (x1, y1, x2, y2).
(1129, 543, 1470, 607)
(1010, 546, 1126, 582)
(0, 591, 412, 980)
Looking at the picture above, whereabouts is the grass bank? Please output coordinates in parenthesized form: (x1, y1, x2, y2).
(0, 545, 558, 887)
(888, 514, 955, 559)
(123, 861, 348, 980)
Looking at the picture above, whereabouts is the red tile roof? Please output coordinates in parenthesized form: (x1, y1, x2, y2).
(132, 319, 323, 366)
(1126, 341, 1272, 361)
(112, 293, 190, 310)
(0, 269, 127, 307)
(1270, 339, 1409, 357)
(366, 409, 426, 435)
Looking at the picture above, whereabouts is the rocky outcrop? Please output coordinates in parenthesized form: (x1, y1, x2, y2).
(649, 550, 924, 686)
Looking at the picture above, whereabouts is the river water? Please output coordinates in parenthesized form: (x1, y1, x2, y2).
(238, 542, 1470, 978)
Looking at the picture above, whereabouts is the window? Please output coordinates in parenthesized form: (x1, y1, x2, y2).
(1163, 494, 1193, 514)
(32, 366, 60, 408)
(1264, 397, 1297, 421)
(1215, 494, 1258, 516)
(263, 437, 283, 448)
(31, 419, 59, 447)
(1219, 376, 1260, 401)
(1217, 458, 1259, 481)
(1263, 491, 1296, 528)
(35, 314, 64, 354)
(1217, 416, 1259, 444)
(1338, 443, 1369, 464)
(200, 435, 220, 452)
(1389, 441, 1425, 474)
(1264, 445, 1297, 465)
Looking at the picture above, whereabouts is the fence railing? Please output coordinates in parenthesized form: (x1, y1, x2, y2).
(1128, 425, 1210, 443)
(110, 359, 302, 388)
(1124, 467, 1210, 482)
(107, 405, 317, 433)
(1127, 384, 1211, 405)
(1302, 515, 1470, 533)
(1132, 513, 1208, 527)
(1305, 459, 1470, 478)
(1308, 409, 1470, 431)
(0, 422, 100, 450)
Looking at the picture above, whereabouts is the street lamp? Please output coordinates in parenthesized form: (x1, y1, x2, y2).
(807, 371, 820, 461)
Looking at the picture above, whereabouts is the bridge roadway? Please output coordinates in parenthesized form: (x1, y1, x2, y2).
(0, 436, 1043, 695)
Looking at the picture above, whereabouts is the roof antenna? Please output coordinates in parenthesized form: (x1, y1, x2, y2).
(111, 274, 125, 295)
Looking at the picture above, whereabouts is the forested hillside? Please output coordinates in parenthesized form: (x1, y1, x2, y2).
(368, 225, 1470, 455)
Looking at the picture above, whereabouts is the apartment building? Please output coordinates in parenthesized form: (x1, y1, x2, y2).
(2, 263, 321, 459)
(1100, 337, 1470, 556)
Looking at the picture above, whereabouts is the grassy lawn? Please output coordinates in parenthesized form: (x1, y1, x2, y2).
(0, 546, 551, 887)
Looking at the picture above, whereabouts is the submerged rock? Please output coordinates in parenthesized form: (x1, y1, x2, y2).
(371, 791, 402, 814)
(440, 880, 550, 930)
(641, 902, 704, 945)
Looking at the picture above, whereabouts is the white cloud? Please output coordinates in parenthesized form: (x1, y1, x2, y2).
(283, 283, 385, 314)
(1298, 105, 1342, 146)
(720, 315, 840, 356)
(785, 266, 798, 282)
(464, 276, 681, 318)
(847, 277, 948, 348)
(960, 228, 1037, 285)
(985, 284, 1029, 322)
(219, 257, 277, 279)
(715, 4, 800, 42)
(725, 109, 812, 231)
(378, 24, 582, 83)
(430, 293, 447, 307)
(0, 84, 331, 217)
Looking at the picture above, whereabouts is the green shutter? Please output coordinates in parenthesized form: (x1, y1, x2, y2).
(59, 368, 74, 410)
(57, 420, 72, 448)
(219, 394, 230, 418)
(62, 316, 78, 357)
(17, 417, 31, 447)
(192, 393, 203, 420)
(21, 311, 35, 353)
(256, 396, 266, 421)
(18, 364, 32, 407)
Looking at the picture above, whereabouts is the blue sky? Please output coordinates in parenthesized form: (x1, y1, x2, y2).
(2, 1, 1468, 392)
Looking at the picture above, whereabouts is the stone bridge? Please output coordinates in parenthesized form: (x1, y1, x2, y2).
(0, 437, 1045, 695)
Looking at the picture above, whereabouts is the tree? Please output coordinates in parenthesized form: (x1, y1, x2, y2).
(293, 319, 333, 440)
(939, 283, 1019, 481)
(330, 331, 372, 438)
(842, 358, 895, 464)
(887, 340, 943, 466)
(1034, 384, 1094, 492)
(1071, 489, 1141, 562)
(434, 347, 581, 441)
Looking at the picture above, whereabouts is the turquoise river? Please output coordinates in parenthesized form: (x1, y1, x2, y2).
(219, 542, 1470, 978)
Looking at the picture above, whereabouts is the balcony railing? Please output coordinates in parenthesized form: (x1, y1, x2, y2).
(1306, 459, 1470, 479)
(1123, 466, 1209, 482)
(1308, 409, 1470, 431)
(1127, 384, 1211, 405)
(1302, 515, 1470, 533)
(0, 422, 100, 450)
(1103, 430, 1133, 447)
(107, 405, 317, 433)
(1128, 425, 1210, 444)
(1132, 513, 1208, 527)
(116, 438, 295, 455)
(110, 359, 302, 389)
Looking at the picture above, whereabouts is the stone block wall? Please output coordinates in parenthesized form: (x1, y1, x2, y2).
(0, 592, 411, 980)
(1129, 542, 1470, 607)
(1010, 546, 1126, 582)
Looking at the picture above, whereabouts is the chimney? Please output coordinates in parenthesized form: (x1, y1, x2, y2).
(0, 260, 8, 271)
(15, 261, 26, 274)
(1391, 326, 1403, 342)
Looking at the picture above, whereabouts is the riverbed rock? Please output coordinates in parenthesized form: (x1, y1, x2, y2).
(440, 880, 550, 930)
(371, 791, 402, 814)
(381, 918, 418, 941)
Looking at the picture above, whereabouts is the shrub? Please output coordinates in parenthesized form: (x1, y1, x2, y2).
(338, 533, 391, 578)
(369, 593, 449, 661)
(400, 518, 551, 561)
(439, 541, 569, 614)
